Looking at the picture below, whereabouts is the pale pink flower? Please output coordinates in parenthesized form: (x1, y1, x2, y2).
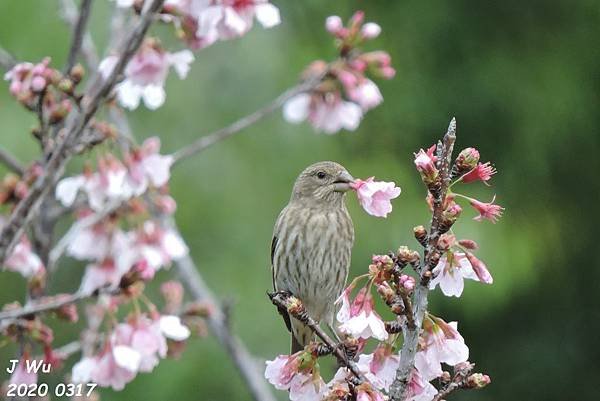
(406, 368, 438, 401)
(66, 220, 116, 261)
(469, 195, 504, 223)
(72, 357, 96, 383)
(159, 315, 191, 341)
(79, 258, 130, 295)
(265, 354, 302, 390)
(429, 252, 479, 297)
(90, 349, 137, 390)
(289, 373, 327, 401)
(4, 58, 52, 99)
(9, 357, 37, 385)
(351, 177, 401, 218)
(98, 45, 193, 110)
(461, 162, 497, 184)
(347, 79, 383, 111)
(356, 344, 400, 390)
(124, 137, 174, 195)
(336, 287, 388, 341)
(193, 0, 281, 44)
(111, 316, 168, 373)
(5, 235, 45, 278)
(416, 316, 469, 381)
(130, 221, 189, 270)
(283, 93, 363, 134)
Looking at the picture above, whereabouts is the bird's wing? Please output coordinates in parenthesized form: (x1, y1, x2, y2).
(271, 212, 292, 332)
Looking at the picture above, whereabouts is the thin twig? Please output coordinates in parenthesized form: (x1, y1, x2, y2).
(64, 0, 94, 73)
(168, 220, 276, 401)
(389, 118, 457, 401)
(0, 0, 166, 264)
(432, 382, 461, 401)
(59, 0, 99, 72)
(0, 46, 16, 70)
(0, 290, 114, 321)
(268, 291, 366, 382)
(0, 147, 25, 175)
(171, 77, 321, 165)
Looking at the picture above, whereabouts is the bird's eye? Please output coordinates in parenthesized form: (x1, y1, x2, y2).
(316, 171, 326, 179)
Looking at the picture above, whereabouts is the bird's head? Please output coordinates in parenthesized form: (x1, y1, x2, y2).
(291, 161, 355, 206)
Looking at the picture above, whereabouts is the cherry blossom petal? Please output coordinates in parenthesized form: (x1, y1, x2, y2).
(160, 315, 191, 341)
(254, 3, 281, 28)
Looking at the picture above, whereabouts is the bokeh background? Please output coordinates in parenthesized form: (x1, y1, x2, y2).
(1, 0, 599, 400)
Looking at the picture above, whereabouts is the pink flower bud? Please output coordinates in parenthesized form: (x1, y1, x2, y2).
(349, 10, 365, 27)
(361, 22, 381, 39)
(9, 81, 22, 96)
(414, 145, 438, 183)
(399, 274, 416, 291)
(465, 252, 493, 284)
(380, 66, 396, 79)
(30, 76, 47, 92)
(325, 15, 343, 34)
(458, 239, 479, 250)
(455, 147, 480, 171)
(467, 373, 491, 388)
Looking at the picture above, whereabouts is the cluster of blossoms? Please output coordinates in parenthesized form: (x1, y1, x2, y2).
(283, 12, 394, 134)
(4, 57, 84, 129)
(72, 309, 191, 390)
(265, 140, 499, 400)
(54, 137, 187, 294)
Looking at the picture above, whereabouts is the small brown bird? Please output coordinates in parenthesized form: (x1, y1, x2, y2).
(271, 161, 355, 353)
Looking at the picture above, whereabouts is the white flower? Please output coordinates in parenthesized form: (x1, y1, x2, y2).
(159, 315, 191, 341)
(429, 252, 479, 297)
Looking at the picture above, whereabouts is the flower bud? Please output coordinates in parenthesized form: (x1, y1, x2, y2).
(57, 78, 74, 94)
(398, 274, 416, 292)
(467, 373, 491, 388)
(441, 371, 451, 383)
(397, 246, 420, 265)
(458, 239, 479, 250)
(413, 225, 427, 246)
(361, 22, 381, 39)
(454, 147, 480, 176)
(325, 15, 343, 34)
(437, 233, 456, 251)
(69, 63, 85, 84)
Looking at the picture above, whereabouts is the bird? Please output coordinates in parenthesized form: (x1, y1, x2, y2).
(271, 161, 355, 353)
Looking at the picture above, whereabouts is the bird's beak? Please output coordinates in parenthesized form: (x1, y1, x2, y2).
(333, 170, 355, 192)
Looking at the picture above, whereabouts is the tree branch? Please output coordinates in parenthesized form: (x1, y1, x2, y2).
(0, 0, 166, 265)
(268, 291, 366, 382)
(171, 77, 321, 165)
(167, 219, 276, 401)
(0, 147, 25, 175)
(0, 46, 16, 70)
(389, 118, 457, 400)
(64, 0, 94, 73)
(59, 0, 99, 72)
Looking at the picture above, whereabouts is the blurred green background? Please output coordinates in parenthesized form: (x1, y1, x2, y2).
(1, 0, 599, 400)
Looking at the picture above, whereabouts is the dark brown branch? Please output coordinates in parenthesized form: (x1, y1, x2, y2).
(389, 118, 457, 401)
(268, 291, 367, 382)
(0, 0, 166, 264)
(171, 77, 322, 165)
(64, 0, 94, 73)
(0, 147, 25, 175)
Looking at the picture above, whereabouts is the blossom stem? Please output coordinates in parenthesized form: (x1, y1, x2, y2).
(0, 146, 25, 175)
(389, 118, 457, 401)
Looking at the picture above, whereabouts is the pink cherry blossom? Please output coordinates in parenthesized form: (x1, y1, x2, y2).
(124, 137, 174, 195)
(159, 315, 191, 341)
(469, 195, 504, 223)
(355, 383, 386, 401)
(289, 373, 327, 401)
(346, 79, 383, 111)
(351, 177, 401, 218)
(429, 251, 479, 297)
(9, 357, 37, 386)
(356, 344, 400, 390)
(265, 354, 302, 390)
(416, 316, 469, 382)
(461, 162, 497, 184)
(336, 287, 388, 341)
(79, 258, 130, 295)
(405, 368, 438, 401)
(465, 252, 493, 284)
(414, 145, 438, 182)
(98, 43, 193, 110)
(4, 235, 45, 278)
(325, 15, 344, 35)
(90, 349, 137, 390)
(283, 92, 363, 134)
(4, 58, 53, 100)
(111, 316, 168, 373)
